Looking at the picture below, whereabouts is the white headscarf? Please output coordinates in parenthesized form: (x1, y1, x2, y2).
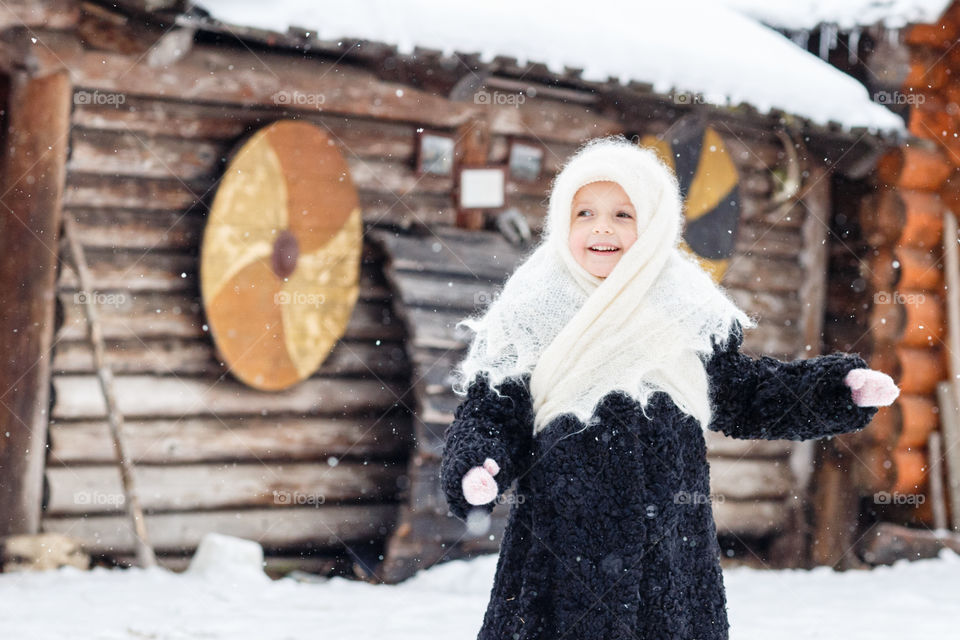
(452, 135, 757, 435)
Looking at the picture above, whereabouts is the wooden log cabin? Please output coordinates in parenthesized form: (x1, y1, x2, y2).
(743, 1, 960, 547)
(0, 0, 907, 579)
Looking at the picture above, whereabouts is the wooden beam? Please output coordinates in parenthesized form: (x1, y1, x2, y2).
(0, 69, 72, 535)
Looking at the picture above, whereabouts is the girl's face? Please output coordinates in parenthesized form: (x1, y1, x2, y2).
(568, 181, 639, 279)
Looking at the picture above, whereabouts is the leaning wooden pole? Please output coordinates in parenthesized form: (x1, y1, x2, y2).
(62, 215, 158, 568)
(938, 209, 960, 532)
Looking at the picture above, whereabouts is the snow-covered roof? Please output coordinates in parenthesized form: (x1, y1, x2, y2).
(193, 0, 905, 134)
(718, 0, 952, 31)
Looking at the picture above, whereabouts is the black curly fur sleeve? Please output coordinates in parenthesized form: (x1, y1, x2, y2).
(704, 321, 879, 441)
(440, 372, 535, 520)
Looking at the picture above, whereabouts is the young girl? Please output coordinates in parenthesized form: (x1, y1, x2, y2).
(440, 135, 898, 640)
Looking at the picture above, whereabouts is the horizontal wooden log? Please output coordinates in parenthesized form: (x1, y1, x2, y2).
(897, 345, 946, 395)
(726, 289, 800, 324)
(48, 412, 411, 464)
(57, 293, 402, 342)
(64, 172, 203, 210)
(33, 32, 474, 126)
(900, 190, 945, 250)
(898, 394, 939, 450)
(380, 271, 499, 313)
(734, 223, 804, 259)
(894, 244, 944, 292)
(41, 504, 399, 554)
(371, 227, 523, 282)
(73, 98, 419, 157)
(739, 198, 804, 229)
(869, 290, 944, 347)
(68, 129, 224, 181)
(859, 522, 960, 566)
(37, 33, 623, 144)
(721, 253, 805, 294)
(889, 146, 952, 190)
(892, 446, 928, 494)
(860, 190, 903, 247)
(58, 244, 388, 294)
(712, 499, 790, 536)
(719, 135, 783, 172)
(703, 429, 794, 458)
(52, 336, 408, 378)
(0, 0, 77, 30)
(51, 375, 408, 419)
(66, 207, 204, 251)
(108, 553, 342, 576)
(46, 462, 405, 514)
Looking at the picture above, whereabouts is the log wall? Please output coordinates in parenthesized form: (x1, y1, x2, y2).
(0, 24, 864, 573)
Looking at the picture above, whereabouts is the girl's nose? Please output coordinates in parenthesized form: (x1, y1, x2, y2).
(592, 220, 613, 234)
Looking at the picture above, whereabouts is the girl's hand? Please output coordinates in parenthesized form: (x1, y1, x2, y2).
(462, 457, 500, 505)
(844, 368, 899, 407)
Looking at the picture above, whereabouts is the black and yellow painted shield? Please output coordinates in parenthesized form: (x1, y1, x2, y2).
(639, 116, 741, 282)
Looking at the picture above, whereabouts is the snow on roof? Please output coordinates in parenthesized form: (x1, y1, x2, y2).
(718, 0, 952, 31)
(194, 0, 905, 133)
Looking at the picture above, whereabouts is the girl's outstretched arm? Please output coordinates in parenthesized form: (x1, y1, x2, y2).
(703, 321, 897, 441)
(440, 372, 534, 520)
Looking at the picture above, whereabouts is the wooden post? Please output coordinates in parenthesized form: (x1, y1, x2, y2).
(939, 209, 960, 531)
(797, 163, 863, 569)
(0, 70, 72, 536)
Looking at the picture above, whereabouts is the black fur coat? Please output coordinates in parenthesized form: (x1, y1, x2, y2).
(440, 321, 879, 640)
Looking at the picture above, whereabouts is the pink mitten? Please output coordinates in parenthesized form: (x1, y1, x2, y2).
(462, 457, 501, 506)
(844, 368, 900, 407)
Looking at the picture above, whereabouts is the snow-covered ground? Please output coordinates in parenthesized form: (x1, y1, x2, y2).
(2, 543, 957, 639)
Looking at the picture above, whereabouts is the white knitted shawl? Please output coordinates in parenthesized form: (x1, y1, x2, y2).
(452, 135, 757, 435)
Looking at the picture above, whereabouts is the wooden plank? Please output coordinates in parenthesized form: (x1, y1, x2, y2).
(57, 293, 403, 342)
(0, 70, 72, 536)
(73, 99, 419, 157)
(402, 307, 472, 350)
(734, 223, 804, 259)
(371, 227, 524, 281)
(52, 337, 409, 378)
(703, 429, 794, 458)
(51, 375, 408, 419)
(46, 462, 406, 514)
(712, 499, 790, 536)
(41, 504, 400, 554)
(68, 129, 225, 181)
(0, 0, 77, 30)
(48, 412, 412, 464)
(57, 245, 388, 294)
(65, 207, 204, 251)
(63, 172, 203, 210)
(32, 32, 476, 127)
(721, 253, 805, 294)
(109, 553, 342, 576)
(67, 128, 451, 196)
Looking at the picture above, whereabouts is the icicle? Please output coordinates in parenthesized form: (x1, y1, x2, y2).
(819, 23, 838, 59)
(848, 27, 861, 65)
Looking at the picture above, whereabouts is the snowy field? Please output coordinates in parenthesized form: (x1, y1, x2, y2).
(1, 546, 957, 639)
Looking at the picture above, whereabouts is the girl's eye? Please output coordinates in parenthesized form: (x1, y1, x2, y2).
(618, 211, 633, 218)
(577, 209, 591, 217)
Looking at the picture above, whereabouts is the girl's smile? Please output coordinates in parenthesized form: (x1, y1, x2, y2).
(568, 181, 639, 279)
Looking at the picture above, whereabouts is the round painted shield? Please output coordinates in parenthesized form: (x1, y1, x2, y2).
(640, 116, 741, 282)
(200, 120, 362, 391)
